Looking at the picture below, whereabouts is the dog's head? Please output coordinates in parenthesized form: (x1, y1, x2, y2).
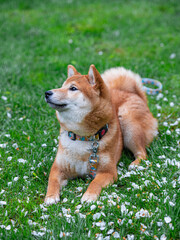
(45, 65, 112, 134)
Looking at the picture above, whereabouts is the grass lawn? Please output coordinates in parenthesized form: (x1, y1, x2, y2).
(0, 0, 179, 239)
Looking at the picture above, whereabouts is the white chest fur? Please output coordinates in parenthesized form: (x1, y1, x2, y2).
(56, 131, 93, 176)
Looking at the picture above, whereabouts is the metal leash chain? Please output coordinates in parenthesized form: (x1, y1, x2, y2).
(89, 141, 99, 179)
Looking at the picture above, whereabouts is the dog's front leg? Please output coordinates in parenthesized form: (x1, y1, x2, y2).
(44, 161, 67, 205)
(81, 171, 117, 203)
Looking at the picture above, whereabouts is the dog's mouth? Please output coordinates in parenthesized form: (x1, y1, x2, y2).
(46, 100, 68, 110)
(51, 103, 67, 108)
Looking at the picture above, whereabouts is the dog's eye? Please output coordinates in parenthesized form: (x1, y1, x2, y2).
(69, 86, 78, 91)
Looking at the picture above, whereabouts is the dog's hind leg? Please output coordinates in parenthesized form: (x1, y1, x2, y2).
(118, 102, 158, 170)
(119, 116, 147, 169)
(126, 132, 147, 170)
(128, 146, 147, 170)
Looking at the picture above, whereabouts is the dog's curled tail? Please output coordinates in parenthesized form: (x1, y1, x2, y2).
(101, 67, 147, 103)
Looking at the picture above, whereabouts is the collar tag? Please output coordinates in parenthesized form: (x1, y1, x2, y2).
(89, 141, 99, 179)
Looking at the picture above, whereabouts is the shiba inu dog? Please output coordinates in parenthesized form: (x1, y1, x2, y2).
(44, 65, 158, 204)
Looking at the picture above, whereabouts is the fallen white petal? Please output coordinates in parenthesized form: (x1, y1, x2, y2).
(5, 225, 11, 230)
(0, 143, 7, 148)
(164, 216, 171, 223)
(7, 112, 12, 118)
(107, 229, 114, 235)
(166, 130, 171, 135)
(1, 96, 7, 101)
(18, 159, 27, 164)
(169, 201, 175, 207)
(7, 156, 12, 161)
(169, 53, 176, 59)
(160, 234, 167, 240)
(170, 102, 174, 107)
(113, 232, 120, 238)
(12, 143, 18, 149)
(0, 201, 7, 205)
(93, 212, 101, 220)
(14, 177, 19, 181)
(32, 231, 45, 237)
(90, 205, 96, 210)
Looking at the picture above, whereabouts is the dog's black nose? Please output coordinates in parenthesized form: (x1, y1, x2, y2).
(45, 91, 53, 99)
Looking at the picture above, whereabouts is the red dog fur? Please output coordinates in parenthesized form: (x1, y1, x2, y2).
(44, 65, 157, 204)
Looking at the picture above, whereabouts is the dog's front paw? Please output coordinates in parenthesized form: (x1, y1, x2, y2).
(44, 195, 60, 205)
(81, 192, 98, 203)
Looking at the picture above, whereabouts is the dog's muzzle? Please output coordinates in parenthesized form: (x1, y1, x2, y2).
(45, 91, 68, 110)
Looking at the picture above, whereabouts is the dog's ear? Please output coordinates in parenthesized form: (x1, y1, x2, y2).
(88, 65, 97, 86)
(88, 65, 108, 97)
(67, 65, 79, 78)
